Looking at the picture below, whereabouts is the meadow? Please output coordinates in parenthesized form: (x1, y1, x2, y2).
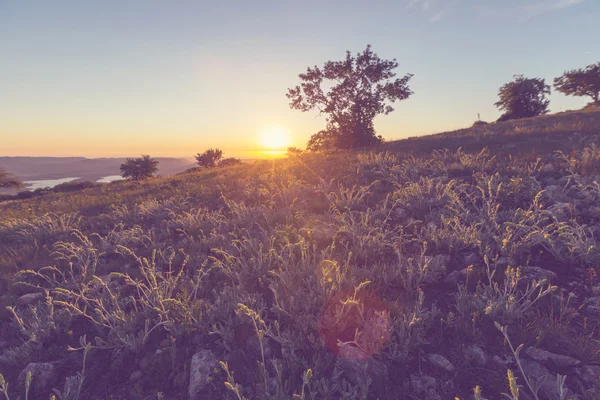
(1, 108, 600, 400)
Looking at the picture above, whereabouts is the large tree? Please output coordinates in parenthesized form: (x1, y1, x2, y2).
(120, 155, 159, 180)
(0, 168, 22, 188)
(287, 45, 413, 150)
(495, 75, 551, 122)
(554, 62, 600, 105)
(195, 148, 223, 168)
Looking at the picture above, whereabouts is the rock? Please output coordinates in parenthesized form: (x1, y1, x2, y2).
(139, 356, 150, 371)
(464, 252, 479, 266)
(547, 202, 571, 221)
(445, 268, 467, 285)
(544, 185, 563, 201)
(246, 334, 273, 359)
(520, 266, 557, 283)
(577, 365, 600, 385)
(188, 350, 218, 399)
(491, 355, 506, 370)
(18, 362, 56, 397)
(586, 305, 600, 318)
(410, 374, 437, 394)
(17, 292, 45, 306)
(525, 347, 580, 369)
(425, 353, 455, 373)
(130, 370, 143, 382)
(521, 359, 574, 400)
(464, 344, 487, 367)
(338, 344, 388, 397)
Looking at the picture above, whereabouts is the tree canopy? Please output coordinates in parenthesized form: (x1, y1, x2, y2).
(287, 45, 413, 150)
(0, 169, 22, 188)
(195, 149, 223, 168)
(554, 62, 600, 105)
(495, 75, 551, 122)
(120, 155, 159, 180)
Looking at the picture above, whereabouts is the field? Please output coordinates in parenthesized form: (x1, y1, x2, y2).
(1, 108, 600, 400)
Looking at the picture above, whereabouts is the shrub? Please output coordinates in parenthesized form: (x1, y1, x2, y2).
(219, 157, 242, 167)
(195, 148, 223, 168)
(495, 75, 551, 121)
(120, 155, 159, 180)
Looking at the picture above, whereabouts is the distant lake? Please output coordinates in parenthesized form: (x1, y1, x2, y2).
(97, 175, 123, 183)
(25, 177, 80, 190)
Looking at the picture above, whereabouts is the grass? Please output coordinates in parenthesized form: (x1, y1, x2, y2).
(1, 108, 600, 399)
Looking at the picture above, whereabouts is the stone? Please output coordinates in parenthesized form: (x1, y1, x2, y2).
(547, 202, 571, 221)
(491, 355, 506, 370)
(586, 305, 600, 318)
(520, 359, 574, 400)
(18, 362, 56, 397)
(464, 344, 487, 367)
(139, 356, 150, 371)
(425, 353, 455, 373)
(338, 344, 388, 397)
(246, 334, 273, 359)
(410, 374, 437, 394)
(130, 370, 143, 382)
(577, 365, 600, 385)
(520, 266, 557, 283)
(525, 347, 580, 369)
(17, 292, 45, 306)
(188, 350, 218, 399)
(445, 268, 467, 285)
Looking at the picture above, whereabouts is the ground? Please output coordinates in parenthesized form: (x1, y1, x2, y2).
(1, 107, 600, 400)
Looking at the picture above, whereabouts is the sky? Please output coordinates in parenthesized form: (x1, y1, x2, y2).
(0, 0, 598, 158)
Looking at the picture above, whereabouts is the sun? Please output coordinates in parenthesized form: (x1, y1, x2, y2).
(259, 126, 291, 150)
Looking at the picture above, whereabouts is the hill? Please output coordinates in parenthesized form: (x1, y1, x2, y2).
(0, 156, 197, 182)
(1, 110, 600, 399)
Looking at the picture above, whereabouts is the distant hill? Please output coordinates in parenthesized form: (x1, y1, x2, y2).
(385, 104, 600, 156)
(0, 157, 197, 182)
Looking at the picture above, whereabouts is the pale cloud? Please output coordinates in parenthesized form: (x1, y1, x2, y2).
(429, 12, 444, 22)
(519, 0, 586, 20)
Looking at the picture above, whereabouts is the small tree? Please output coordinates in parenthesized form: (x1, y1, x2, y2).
(218, 157, 242, 167)
(495, 75, 551, 121)
(287, 45, 413, 150)
(0, 168, 22, 188)
(120, 155, 159, 180)
(554, 62, 600, 105)
(195, 148, 223, 168)
(286, 147, 303, 157)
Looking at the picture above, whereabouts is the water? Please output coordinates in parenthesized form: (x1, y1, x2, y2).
(97, 175, 123, 183)
(24, 177, 80, 190)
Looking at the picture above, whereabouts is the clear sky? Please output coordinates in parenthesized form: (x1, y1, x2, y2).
(1, 0, 598, 158)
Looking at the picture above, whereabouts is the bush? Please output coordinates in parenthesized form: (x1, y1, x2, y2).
(195, 148, 223, 168)
(120, 155, 159, 180)
(218, 157, 242, 167)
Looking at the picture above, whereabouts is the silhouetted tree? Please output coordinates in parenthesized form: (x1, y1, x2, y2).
(495, 75, 550, 121)
(554, 62, 600, 105)
(286, 147, 303, 157)
(287, 45, 413, 150)
(120, 155, 159, 180)
(218, 157, 242, 167)
(0, 168, 22, 188)
(305, 129, 340, 152)
(195, 148, 223, 168)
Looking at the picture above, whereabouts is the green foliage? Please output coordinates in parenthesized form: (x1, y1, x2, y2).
(554, 62, 600, 105)
(219, 157, 242, 167)
(288, 45, 412, 150)
(0, 168, 22, 189)
(119, 154, 159, 180)
(195, 148, 223, 168)
(495, 75, 551, 121)
(2, 117, 600, 399)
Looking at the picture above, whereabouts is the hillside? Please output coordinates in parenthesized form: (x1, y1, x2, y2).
(0, 156, 196, 183)
(1, 110, 600, 400)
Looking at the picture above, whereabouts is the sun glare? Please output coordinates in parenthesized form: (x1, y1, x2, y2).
(259, 126, 291, 150)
